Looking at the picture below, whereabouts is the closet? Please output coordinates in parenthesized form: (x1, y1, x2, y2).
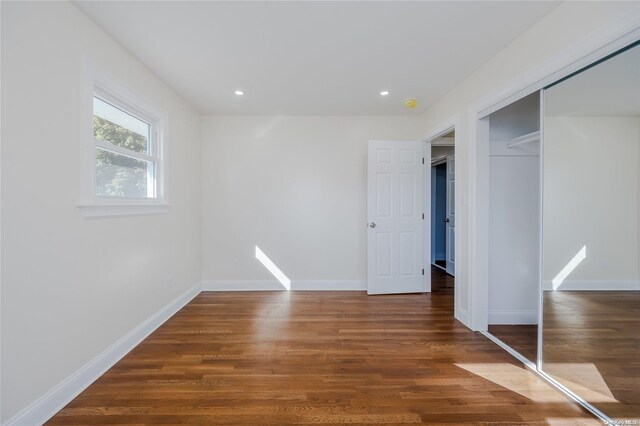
(486, 92, 540, 363)
(477, 40, 640, 422)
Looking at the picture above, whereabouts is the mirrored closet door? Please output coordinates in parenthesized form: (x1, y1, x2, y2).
(541, 42, 640, 421)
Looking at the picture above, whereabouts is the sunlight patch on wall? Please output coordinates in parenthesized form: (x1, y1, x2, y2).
(255, 245, 291, 290)
(552, 245, 586, 290)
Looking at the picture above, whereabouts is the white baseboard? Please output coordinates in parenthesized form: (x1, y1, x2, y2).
(200, 280, 286, 291)
(292, 280, 366, 290)
(543, 280, 640, 291)
(4, 282, 201, 426)
(488, 309, 538, 325)
(200, 280, 366, 291)
(455, 306, 470, 329)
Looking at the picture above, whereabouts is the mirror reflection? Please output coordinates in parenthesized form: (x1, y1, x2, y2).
(542, 42, 640, 420)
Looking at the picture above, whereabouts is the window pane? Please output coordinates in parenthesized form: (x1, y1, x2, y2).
(93, 97, 150, 154)
(96, 147, 154, 198)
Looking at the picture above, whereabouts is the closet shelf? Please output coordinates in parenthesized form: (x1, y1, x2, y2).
(507, 130, 540, 149)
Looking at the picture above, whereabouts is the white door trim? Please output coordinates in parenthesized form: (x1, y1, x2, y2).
(467, 11, 640, 331)
(445, 154, 455, 276)
(424, 141, 432, 292)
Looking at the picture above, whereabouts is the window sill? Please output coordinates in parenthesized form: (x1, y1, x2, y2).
(78, 203, 170, 219)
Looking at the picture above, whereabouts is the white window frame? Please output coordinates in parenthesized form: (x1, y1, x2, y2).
(79, 61, 169, 219)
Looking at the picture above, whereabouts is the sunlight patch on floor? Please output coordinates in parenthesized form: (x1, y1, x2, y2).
(455, 363, 569, 403)
(546, 417, 601, 425)
(544, 363, 618, 403)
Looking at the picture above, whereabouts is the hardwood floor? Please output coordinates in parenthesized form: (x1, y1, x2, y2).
(434, 259, 447, 270)
(47, 275, 594, 424)
(542, 290, 640, 421)
(487, 325, 537, 363)
(431, 266, 454, 291)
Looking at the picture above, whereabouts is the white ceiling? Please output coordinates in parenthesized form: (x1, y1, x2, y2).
(545, 43, 640, 117)
(74, 1, 560, 116)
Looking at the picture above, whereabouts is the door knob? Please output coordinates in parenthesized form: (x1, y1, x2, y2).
(444, 218, 450, 223)
(369, 222, 376, 228)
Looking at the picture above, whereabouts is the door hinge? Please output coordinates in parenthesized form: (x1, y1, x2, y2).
(422, 213, 424, 220)
(422, 157, 425, 164)
(422, 268, 425, 275)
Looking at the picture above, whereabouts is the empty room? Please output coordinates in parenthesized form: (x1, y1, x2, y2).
(2, 1, 640, 424)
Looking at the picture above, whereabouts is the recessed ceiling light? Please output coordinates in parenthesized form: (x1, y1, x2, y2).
(380, 91, 390, 96)
(234, 90, 244, 96)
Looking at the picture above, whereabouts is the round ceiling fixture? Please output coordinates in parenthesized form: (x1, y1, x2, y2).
(404, 98, 417, 109)
(234, 90, 244, 96)
(380, 91, 390, 96)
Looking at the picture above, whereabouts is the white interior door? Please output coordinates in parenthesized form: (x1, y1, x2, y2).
(446, 155, 455, 276)
(367, 140, 427, 294)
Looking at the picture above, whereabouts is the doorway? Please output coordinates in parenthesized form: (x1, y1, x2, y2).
(432, 162, 447, 270)
(364, 134, 455, 298)
(430, 132, 455, 279)
(424, 128, 456, 301)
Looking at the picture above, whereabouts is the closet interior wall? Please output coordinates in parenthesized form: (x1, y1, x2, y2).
(487, 92, 541, 362)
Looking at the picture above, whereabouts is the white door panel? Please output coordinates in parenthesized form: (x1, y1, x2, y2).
(367, 140, 427, 295)
(446, 155, 455, 276)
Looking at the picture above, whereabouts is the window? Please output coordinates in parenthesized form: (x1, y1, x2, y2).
(93, 96, 155, 198)
(79, 63, 168, 218)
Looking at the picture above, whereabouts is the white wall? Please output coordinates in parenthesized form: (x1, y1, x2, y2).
(1, 2, 201, 422)
(488, 154, 539, 324)
(418, 1, 640, 328)
(543, 116, 640, 290)
(488, 141, 540, 324)
(201, 116, 423, 288)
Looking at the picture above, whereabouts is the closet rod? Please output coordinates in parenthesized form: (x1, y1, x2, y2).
(507, 130, 540, 149)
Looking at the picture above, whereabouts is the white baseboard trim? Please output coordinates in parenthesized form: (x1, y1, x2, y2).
(488, 309, 538, 325)
(4, 282, 202, 426)
(455, 306, 470, 329)
(293, 280, 366, 291)
(201, 280, 286, 291)
(200, 280, 367, 291)
(542, 280, 640, 291)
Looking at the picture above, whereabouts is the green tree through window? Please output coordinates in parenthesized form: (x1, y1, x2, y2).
(93, 116, 151, 197)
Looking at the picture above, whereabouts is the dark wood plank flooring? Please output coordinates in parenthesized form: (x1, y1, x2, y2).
(487, 325, 538, 363)
(431, 266, 454, 292)
(47, 271, 594, 424)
